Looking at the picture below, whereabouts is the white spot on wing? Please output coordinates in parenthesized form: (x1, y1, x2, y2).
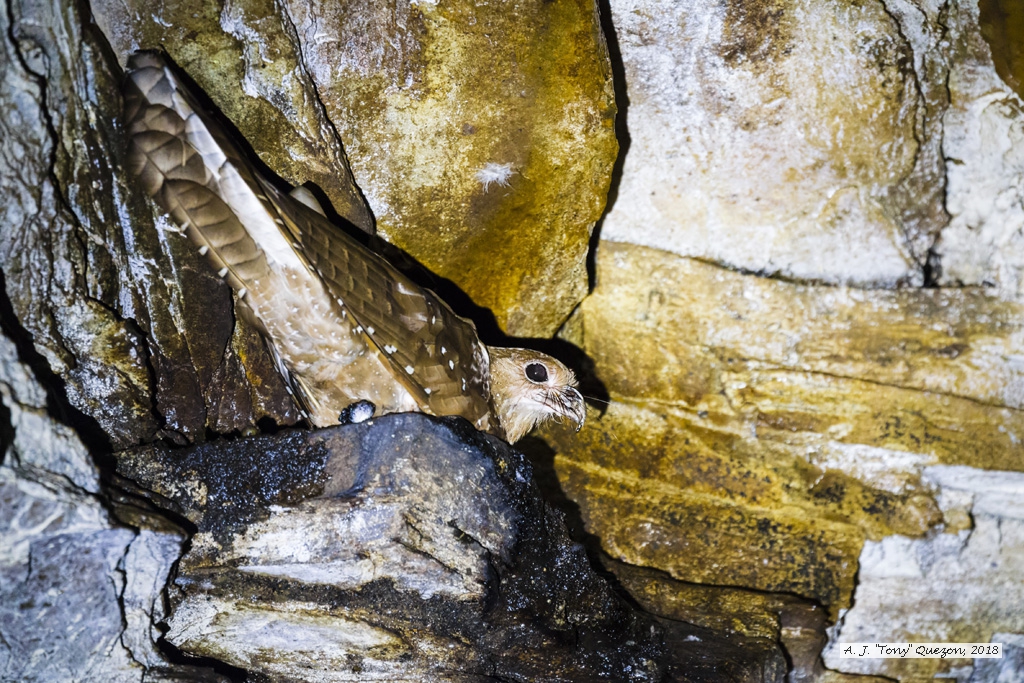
(198, 245, 209, 256)
(405, 365, 414, 374)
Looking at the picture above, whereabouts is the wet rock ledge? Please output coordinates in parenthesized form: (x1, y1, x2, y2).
(119, 413, 666, 681)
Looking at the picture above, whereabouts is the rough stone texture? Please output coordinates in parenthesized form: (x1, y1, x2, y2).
(600, 0, 949, 285)
(936, 0, 1024, 302)
(1, 0, 302, 447)
(0, 333, 219, 683)
(119, 414, 667, 681)
(578, 242, 1024, 439)
(970, 633, 1024, 683)
(0, 474, 140, 683)
(543, 241, 1024, 677)
(91, 0, 617, 337)
(822, 468, 1024, 681)
(562, 9, 1024, 675)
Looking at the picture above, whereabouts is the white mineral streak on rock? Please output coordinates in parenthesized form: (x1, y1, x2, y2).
(227, 498, 488, 600)
(120, 529, 187, 668)
(603, 0, 933, 284)
(938, 0, 1024, 302)
(0, 469, 110, 567)
(809, 442, 936, 496)
(822, 467, 1024, 680)
(925, 465, 1024, 521)
(167, 598, 403, 678)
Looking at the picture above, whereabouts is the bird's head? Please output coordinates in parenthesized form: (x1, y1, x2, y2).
(486, 347, 585, 443)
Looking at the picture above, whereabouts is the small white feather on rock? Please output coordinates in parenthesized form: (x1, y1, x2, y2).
(475, 162, 515, 192)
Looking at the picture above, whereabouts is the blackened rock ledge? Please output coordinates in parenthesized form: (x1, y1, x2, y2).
(119, 413, 666, 681)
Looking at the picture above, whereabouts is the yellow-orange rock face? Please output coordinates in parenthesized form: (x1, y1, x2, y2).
(542, 241, 1024, 618)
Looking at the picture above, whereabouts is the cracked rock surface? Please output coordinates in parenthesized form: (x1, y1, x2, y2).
(119, 414, 669, 681)
(546, 240, 1024, 680)
(0, 332, 217, 682)
(5, 0, 1024, 679)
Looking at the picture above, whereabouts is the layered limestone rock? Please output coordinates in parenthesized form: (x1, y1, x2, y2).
(91, 0, 617, 337)
(534, 2, 1024, 679)
(117, 414, 670, 681)
(543, 241, 1024, 679)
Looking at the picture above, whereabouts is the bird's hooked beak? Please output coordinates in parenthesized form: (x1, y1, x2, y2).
(560, 386, 585, 433)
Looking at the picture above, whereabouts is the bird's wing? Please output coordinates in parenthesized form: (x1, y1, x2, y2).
(123, 51, 326, 413)
(124, 51, 496, 433)
(262, 180, 497, 434)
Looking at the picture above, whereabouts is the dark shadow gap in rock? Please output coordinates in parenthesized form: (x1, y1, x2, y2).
(922, 244, 943, 288)
(153, 636, 251, 683)
(0, 389, 12, 468)
(588, 0, 631, 293)
(0, 267, 114, 462)
(515, 435, 642, 612)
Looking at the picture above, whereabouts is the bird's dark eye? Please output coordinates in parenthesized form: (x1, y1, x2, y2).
(525, 362, 548, 383)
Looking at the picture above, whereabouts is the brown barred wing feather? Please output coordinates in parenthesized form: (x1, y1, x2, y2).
(262, 182, 498, 436)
